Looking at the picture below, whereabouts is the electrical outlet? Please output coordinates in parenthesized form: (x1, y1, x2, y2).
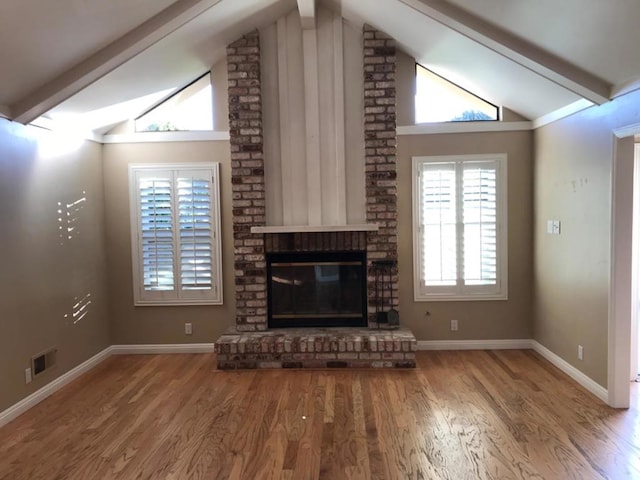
(185, 323, 193, 335)
(578, 345, 583, 360)
(25, 368, 32, 384)
(450, 319, 458, 331)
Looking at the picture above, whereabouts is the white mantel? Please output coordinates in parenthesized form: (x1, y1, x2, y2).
(250, 224, 378, 234)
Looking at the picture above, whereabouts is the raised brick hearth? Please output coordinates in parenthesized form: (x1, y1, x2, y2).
(215, 327, 416, 369)
(215, 25, 416, 368)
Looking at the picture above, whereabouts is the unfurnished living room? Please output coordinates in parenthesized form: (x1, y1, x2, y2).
(2, 0, 640, 478)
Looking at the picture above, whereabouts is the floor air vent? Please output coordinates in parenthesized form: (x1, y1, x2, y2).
(32, 347, 57, 376)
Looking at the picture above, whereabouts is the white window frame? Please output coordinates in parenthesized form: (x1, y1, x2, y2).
(412, 154, 508, 301)
(129, 163, 223, 306)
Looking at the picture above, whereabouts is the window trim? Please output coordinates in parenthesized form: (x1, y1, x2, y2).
(128, 163, 223, 306)
(412, 154, 508, 302)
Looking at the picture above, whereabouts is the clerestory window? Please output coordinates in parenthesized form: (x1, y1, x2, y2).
(135, 73, 213, 132)
(415, 64, 499, 124)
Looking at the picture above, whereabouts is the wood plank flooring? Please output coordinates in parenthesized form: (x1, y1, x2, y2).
(0, 350, 639, 479)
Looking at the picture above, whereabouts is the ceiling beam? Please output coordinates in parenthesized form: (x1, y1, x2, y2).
(297, 0, 316, 29)
(399, 0, 611, 105)
(11, 0, 223, 125)
(0, 104, 11, 119)
(532, 99, 593, 129)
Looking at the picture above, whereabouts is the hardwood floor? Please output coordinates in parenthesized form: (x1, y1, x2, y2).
(1, 350, 639, 479)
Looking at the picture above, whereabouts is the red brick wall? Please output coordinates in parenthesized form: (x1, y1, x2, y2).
(228, 25, 399, 330)
(228, 31, 267, 331)
(363, 25, 399, 326)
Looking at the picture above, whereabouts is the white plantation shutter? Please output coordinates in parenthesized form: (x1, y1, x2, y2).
(419, 163, 457, 286)
(139, 174, 175, 291)
(178, 173, 214, 291)
(130, 164, 222, 305)
(413, 155, 507, 300)
(462, 161, 498, 286)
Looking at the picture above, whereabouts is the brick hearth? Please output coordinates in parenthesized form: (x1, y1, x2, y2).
(215, 327, 416, 369)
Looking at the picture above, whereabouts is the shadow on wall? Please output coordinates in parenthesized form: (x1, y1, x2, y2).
(0, 119, 110, 413)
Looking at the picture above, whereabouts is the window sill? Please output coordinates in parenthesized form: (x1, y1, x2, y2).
(102, 130, 229, 144)
(398, 122, 531, 135)
(414, 293, 508, 302)
(134, 300, 223, 307)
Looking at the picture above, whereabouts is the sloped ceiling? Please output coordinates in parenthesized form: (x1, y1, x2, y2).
(47, 0, 294, 133)
(447, 0, 640, 91)
(1, 0, 638, 131)
(0, 0, 179, 106)
(336, 0, 587, 120)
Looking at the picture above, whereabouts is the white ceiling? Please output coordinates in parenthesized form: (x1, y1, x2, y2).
(446, 0, 640, 90)
(1, 0, 639, 131)
(47, 0, 294, 131)
(336, 0, 583, 120)
(0, 0, 179, 105)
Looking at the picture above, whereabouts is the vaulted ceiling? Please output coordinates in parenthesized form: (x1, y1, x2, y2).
(1, 0, 639, 132)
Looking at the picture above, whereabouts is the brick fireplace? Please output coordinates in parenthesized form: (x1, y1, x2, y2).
(214, 25, 416, 369)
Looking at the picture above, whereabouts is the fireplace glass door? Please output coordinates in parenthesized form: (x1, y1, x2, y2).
(267, 251, 366, 328)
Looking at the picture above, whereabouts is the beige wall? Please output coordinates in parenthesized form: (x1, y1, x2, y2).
(395, 48, 533, 341)
(102, 141, 235, 344)
(398, 131, 534, 341)
(533, 88, 640, 388)
(0, 119, 110, 412)
(396, 50, 415, 126)
(211, 58, 229, 131)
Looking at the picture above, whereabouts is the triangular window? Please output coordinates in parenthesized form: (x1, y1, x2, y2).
(415, 64, 499, 123)
(135, 73, 213, 132)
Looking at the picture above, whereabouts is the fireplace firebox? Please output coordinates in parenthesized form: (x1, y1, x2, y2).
(266, 251, 367, 328)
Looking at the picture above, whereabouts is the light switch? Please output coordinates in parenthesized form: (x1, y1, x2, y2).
(547, 220, 561, 235)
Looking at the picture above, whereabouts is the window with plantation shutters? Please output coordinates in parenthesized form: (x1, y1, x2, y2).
(412, 154, 507, 301)
(129, 164, 222, 305)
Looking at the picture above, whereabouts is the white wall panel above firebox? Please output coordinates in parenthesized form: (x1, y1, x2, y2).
(261, 6, 365, 227)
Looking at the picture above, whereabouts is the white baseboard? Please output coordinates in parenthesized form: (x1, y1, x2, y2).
(417, 339, 533, 350)
(110, 343, 216, 354)
(0, 346, 113, 428)
(531, 341, 608, 404)
(417, 339, 608, 404)
(0, 343, 215, 429)
(0, 339, 610, 427)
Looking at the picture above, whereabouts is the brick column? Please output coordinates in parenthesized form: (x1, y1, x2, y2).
(363, 25, 399, 327)
(227, 31, 267, 331)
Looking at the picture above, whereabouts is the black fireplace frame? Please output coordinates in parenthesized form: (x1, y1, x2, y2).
(266, 250, 367, 328)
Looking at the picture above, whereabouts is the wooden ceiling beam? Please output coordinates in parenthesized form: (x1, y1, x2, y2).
(0, 104, 11, 120)
(400, 0, 611, 104)
(11, 0, 223, 125)
(297, 0, 316, 29)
